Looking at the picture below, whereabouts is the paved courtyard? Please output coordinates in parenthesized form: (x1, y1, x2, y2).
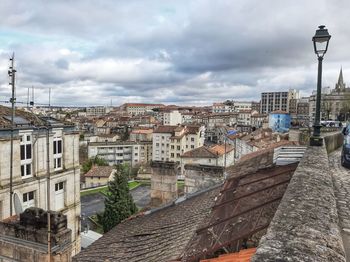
(329, 148, 350, 260)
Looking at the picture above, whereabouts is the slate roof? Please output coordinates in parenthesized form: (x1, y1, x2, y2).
(73, 186, 221, 262)
(182, 163, 298, 261)
(0, 105, 72, 129)
(0, 105, 44, 128)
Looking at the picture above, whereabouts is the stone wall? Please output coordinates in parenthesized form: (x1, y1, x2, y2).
(151, 161, 178, 206)
(324, 132, 343, 154)
(252, 143, 346, 262)
(0, 208, 73, 262)
(184, 164, 224, 194)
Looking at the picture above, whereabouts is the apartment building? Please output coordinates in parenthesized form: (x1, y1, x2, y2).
(88, 141, 152, 166)
(152, 125, 205, 163)
(237, 110, 254, 126)
(212, 103, 234, 113)
(86, 106, 111, 116)
(260, 89, 299, 114)
(0, 106, 81, 256)
(163, 110, 182, 125)
(121, 103, 164, 116)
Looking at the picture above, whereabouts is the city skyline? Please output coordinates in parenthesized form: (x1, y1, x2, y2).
(1, 0, 350, 106)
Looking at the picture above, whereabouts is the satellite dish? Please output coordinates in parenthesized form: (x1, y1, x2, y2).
(13, 193, 23, 215)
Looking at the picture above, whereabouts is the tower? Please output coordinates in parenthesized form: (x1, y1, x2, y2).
(335, 67, 346, 91)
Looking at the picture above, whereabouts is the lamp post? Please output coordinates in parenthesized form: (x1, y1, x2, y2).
(310, 25, 331, 146)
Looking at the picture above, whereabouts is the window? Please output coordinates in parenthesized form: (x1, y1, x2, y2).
(191, 137, 195, 142)
(171, 153, 174, 157)
(171, 145, 174, 149)
(177, 146, 180, 150)
(156, 143, 159, 146)
(55, 182, 65, 210)
(53, 138, 63, 170)
(23, 191, 35, 210)
(20, 134, 32, 178)
(191, 145, 195, 149)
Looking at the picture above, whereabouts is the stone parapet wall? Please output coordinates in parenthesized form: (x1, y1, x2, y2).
(324, 132, 343, 154)
(252, 144, 346, 262)
(184, 164, 224, 194)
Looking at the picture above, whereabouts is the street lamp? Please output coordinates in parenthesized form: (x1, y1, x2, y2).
(310, 25, 331, 146)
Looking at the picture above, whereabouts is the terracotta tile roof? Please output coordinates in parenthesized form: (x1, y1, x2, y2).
(84, 166, 115, 178)
(130, 129, 153, 134)
(200, 248, 256, 262)
(182, 146, 217, 158)
(186, 125, 202, 134)
(182, 145, 233, 158)
(73, 186, 221, 262)
(153, 125, 178, 134)
(209, 144, 234, 156)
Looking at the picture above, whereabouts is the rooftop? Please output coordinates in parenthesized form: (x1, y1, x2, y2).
(73, 186, 221, 262)
(84, 166, 115, 178)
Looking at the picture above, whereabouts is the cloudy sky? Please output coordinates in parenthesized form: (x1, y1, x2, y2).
(0, 0, 349, 107)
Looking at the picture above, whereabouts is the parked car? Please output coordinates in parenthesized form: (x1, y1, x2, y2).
(341, 125, 350, 167)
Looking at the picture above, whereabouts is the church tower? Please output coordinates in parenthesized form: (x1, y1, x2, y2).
(335, 67, 346, 91)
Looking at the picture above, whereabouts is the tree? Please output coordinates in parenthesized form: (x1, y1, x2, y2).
(97, 164, 137, 233)
(82, 156, 108, 174)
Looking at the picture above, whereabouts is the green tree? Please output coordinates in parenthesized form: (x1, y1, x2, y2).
(82, 156, 108, 174)
(97, 164, 137, 232)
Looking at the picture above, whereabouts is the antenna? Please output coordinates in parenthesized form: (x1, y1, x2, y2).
(30, 86, 34, 106)
(27, 87, 30, 108)
(8, 52, 16, 216)
(49, 88, 51, 108)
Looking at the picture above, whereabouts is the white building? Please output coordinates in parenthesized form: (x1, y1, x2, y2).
(88, 141, 152, 166)
(86, 106, 111, 116)
(121, 103, 164, 116)
(152, 125, 205, 163)
(233, 101, 252, 111)
(212, 103, 234, 113)
(163, 110, 182, 125)
(0, 108, 81, 256)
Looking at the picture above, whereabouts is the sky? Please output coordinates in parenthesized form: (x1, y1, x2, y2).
(0, 0, 349, 107)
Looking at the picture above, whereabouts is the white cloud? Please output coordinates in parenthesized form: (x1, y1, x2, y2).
(0, 0, 347, 106)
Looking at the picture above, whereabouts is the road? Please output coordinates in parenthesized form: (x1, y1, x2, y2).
(328, 148, 350, 260)
(81, 185, 151, 230)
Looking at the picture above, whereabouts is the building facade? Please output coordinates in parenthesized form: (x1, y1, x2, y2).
(309, 68, 350, 122)
(260, 89, 299, 114)
(152, 125, 205, 163)
(121, 103, 164, 116)
(88, 141, 152, 166)
(86, 106, 111, 116)
(0, 108, 81, 256)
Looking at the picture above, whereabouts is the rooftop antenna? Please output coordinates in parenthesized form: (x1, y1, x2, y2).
(27, 87, 30, 109)
(8, 52, 16, 216)
(49, 88, 51, 108)
(30, 85, 34, 107)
